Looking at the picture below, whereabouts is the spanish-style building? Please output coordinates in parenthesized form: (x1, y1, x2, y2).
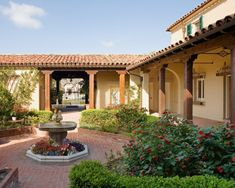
(0, 0, 235, 125)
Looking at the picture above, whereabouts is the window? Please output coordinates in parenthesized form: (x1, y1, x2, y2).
(196, 78, 205, 101)
(193, 15, 203, 33)
(186, 23, 192, 36)
(194, 20, 200, 32)
(199, 15, 203, 29)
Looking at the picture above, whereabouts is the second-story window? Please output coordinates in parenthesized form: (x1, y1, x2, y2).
(186, 23, 192, 36)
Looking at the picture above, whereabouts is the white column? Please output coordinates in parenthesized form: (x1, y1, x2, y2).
(141, 71, 149, 112)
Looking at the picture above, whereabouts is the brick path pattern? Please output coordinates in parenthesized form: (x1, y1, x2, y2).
(0, 129, 129, 188)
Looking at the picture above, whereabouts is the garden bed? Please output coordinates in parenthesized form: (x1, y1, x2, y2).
(0, 126, 35, 138)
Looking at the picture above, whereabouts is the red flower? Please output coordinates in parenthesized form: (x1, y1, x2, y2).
(139, 130, 144, 134)
(164, 139, 170, 144)
(132, 130, 136, 134)
(140, 156, 144, 161)
(232, 157, 235, 163)
(152, 156, 158, 161)
(158, 135, 163, 140)
(198, 130, 204, 136)
(216, 166, 224, 174)
(147, 148, 152, 154)
(197, 137, 202, 142)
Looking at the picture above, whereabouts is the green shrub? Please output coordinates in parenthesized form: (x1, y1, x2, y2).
(69, 161, 119, 188)
(69, 161, 235, 188)
(123, 113, 235, 179)
(80, 109, 118, 132)
(124, 121, 200, 177)
(146, 115, 159, 124)
(0, 85, 15, 118)
(116, 104, 147, 132)
(19, 110, 52, 125)
(198, 124, 235, 179)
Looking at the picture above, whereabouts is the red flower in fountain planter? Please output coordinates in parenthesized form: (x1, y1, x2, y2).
(60, 144, 70, 155)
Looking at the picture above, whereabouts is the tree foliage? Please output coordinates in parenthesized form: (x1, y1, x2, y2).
(0, 68, 39, 110)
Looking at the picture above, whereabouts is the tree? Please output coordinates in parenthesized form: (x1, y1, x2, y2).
(0, 68, 39, 110)
(12, 69, 39, 108)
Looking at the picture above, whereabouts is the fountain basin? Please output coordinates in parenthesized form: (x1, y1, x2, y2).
(26, 144, 88, 162)
(39, 121, 77, 145)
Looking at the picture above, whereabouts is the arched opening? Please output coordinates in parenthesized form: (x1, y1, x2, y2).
(165, 68, 181, 114)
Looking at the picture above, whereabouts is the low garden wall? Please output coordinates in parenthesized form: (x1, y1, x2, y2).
(0, 126, 35, 138)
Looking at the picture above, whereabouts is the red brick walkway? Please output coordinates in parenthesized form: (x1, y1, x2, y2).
(0, 129, 129, 188)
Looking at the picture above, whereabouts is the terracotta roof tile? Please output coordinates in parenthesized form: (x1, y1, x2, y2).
(0, 54, 146, 69)
(127, 14, 235, 70)
(167, 0, 214, 31)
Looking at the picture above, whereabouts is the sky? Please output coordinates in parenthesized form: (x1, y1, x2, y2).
(0, 0, 205, 55)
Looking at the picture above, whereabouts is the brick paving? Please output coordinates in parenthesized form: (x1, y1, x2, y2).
(0, 129, 129, 188)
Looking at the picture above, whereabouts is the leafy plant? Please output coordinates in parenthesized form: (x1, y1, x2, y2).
(69, 161, 235, 188)
(0, 84, 15, 118)
(80, 109, 118, 132)
(12, 69, 39, 108)
(197, 124, 235, 179)
(123, 113, 235, 179)
(116, 104, 147, 132)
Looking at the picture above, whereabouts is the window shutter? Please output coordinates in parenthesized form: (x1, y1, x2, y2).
(187, 23, 192, 36)
(199, 16, 203, 29)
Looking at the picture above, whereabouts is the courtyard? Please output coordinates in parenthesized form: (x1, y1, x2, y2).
(0, 127, 128, 188)
(0, 0, 235, 187)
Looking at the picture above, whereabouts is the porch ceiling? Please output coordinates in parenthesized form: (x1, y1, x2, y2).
(127, 14, 235, 70)
(0, 54, 146, 69)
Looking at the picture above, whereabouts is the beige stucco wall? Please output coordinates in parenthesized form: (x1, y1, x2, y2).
(193, 48, 230, 121)
(144, 48, 230, 122)
(166, 63, 184, 115)
(95, 71, 129, 109)
(170, 0, 235, 44)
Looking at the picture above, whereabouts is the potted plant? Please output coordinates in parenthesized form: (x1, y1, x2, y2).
(10, 111, 17, 121)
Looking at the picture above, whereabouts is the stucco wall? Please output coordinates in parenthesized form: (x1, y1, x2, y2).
(170, 0, 234, 44)
(95, 71, 129, 109)
(166, 63, 184, 115)
(193, 49, 230, 121)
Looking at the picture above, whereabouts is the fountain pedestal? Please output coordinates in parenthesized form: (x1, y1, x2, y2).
(39, 121, 76, 145)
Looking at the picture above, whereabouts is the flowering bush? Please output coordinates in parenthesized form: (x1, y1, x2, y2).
(124, 121, 200, 177)
(116, 104, 147, 132)
(123, 113, 235, 179)
(31, 139, 85, 156)
(197, 124, 235, 179)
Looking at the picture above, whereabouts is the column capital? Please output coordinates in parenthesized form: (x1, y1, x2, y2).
(116, 70, 127, 75)
(41, 70, 53, 75)
(185, 54, 198, 63)
(86, 70, 98, 75)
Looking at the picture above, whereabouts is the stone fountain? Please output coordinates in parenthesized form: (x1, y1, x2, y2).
(39, 109, 76, 145)
(26, 108, 88, 162)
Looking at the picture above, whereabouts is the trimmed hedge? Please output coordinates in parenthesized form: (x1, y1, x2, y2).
(79, 109, 118, 132)
(17, 110, 53, 125)
(69, 161, 235, 188)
